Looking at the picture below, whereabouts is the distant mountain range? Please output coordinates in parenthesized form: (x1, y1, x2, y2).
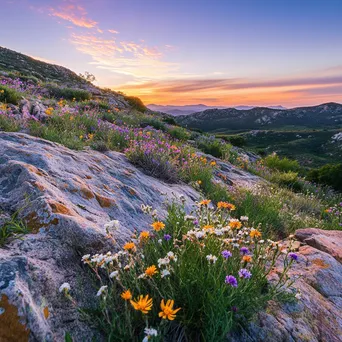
(147, 104, 286, 116)
(175, 102, 342, 132)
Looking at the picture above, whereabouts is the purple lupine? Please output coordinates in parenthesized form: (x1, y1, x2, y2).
(238, 268, 252, 279)
(225, 275, 238, 287)
(222, 250, 232, 259)
(288, 252, 298, 261)
(240, 247, 249, 255)
(164, 234, 171, 241)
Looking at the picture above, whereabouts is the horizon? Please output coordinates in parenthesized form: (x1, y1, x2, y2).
(2, 0, 342, 107)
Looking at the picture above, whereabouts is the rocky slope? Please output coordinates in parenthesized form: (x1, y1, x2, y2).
(0, 132, 341, 341)
(176, 102, 342, 132)
(0, 132, 260, 341)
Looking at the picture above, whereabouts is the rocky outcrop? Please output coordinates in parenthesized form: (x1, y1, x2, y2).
(230, 228, 342, 342)
(0, 132, 199, 341)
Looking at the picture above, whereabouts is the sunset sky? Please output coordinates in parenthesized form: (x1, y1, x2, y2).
(2, 0, 342, 107)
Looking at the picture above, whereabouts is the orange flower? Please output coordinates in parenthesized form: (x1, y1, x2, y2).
(203, 224, 214, 231)
(151, 221, 165, 231)
(210, 161, 216, 166)
(139, 231, 150, 240)
(199, 199, 211, 206)
(229, 219, 242, 229)
(121, 290, 132, 301)
(217, 202, 236, 210)
(145, 265, 158, 277)
(130, 295, 153, 314)
(159, 299, 181, 320)
(123, 242, 136, 251)
(242, 255, 252, 263)
(250, 229, 262, 238)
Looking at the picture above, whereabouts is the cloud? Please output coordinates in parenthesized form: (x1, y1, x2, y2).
(69, 33, 178, 79)
(108, 29, 119, 34)
(49, 2, 97, 28)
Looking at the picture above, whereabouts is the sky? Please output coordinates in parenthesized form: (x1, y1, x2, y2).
(1, 0, 342, 107)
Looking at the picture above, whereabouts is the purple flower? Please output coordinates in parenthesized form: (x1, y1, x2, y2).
(288, 252, 298, 261)
(164, 234, 171, 241)
(238, 268, 252, 279)
(222, 250, 232, 259)
(240, 247, 249, 255)
(225, 275, 238, 287)
(193, 219, 199, 225)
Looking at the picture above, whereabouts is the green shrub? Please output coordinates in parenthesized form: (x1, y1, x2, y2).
(168, 126, 190, 141)
(162, 116, 177, 125)
(264, 153, 299, 172)
(71, 201, 297, 341)
(124, 95, 147, 112)
(47, 85, 91, 101)
(140, 117, 166, 131)
(0, 85, 22, 104)
(229, 135, 246, 147)
(270, 171, 302, 191)
(0, 112, 21, 132)
(307, 164, 342, 192)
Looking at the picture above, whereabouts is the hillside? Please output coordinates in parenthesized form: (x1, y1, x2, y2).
(0, 47, 342, 342)
(176, 103, 342, 131)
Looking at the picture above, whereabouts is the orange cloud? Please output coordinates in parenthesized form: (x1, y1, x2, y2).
(70, 33, 178, 78)
(117, 75, 342, 107)
(50, 3, 97, 28)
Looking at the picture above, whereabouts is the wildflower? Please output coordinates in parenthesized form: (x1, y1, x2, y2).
(184, 215, 196, 221)
(151, 221, 165, 231)
(240, 216, 249, 221)
(130, 295, 153, 314)
(161, 269, 171, 278)
(206, 254, 218, 264)
(225, 275, 238, 287)
(250, 229, 262, 238)
(143, 327, 158, 341)
(88, 133, 94, 140)
(104, 220, 120, 231)
(240, 247, 249, 255)
(158, 257, 170, 267)
(123, 242, 136, 251)
(109, 271, 119, 279)
(96, 285, 108, 297)
(81, 254, 90, 263)
(238, 268, 252, 279)
(217, 202, 236, 210)
(159, 299, 181, 320)
(210, 161, 216, 166)
(203, 224, 214, 230)
(79, 135, 83, 140)
(229, 219, 242, 229)
(139, 231, 150, 240)
(145, 265, 158, 277)
(59, 283, 71, 294)
(242, 255, 252, 263)
(288, 252, 298, 261)
(164, 234, 171, 241)
(199, 199, 211, 206)
(167, 251, 177, 262)
(121, 290, 132, 301)
(295, 291, 302, 300)
(222, 250, 232, 259)
(197, 180, 202, 185)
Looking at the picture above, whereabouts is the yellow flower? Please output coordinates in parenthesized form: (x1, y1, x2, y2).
(197, 180, 202, 185)
(242, 255, 252, 263)
(130, 295, 153, 314)
(123, 242, 136, 251)
(88, 133, 94, 140)
(121, 290, 132, 301)
(217, 202, 236, 210)
(139, 231, 150, 240)
(0, 89, 4, 94)
(69, 116, 74, 121)
(199, 199, 211, 206)
(145, 265, 158, 277)
(250, 229, 262, 238)
(45, 107, 53, 116)
(79, 135, 83, 140)
(203, 224, 214, 231)
(229, 219, 242, 229)
(151, 221, 165, 231)
(158, 299, 181, 321)
(210, 161, 216, 166)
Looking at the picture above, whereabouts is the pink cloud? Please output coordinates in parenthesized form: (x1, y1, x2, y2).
(49, 3, 97, 28)
(108, 29, 119, 34)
